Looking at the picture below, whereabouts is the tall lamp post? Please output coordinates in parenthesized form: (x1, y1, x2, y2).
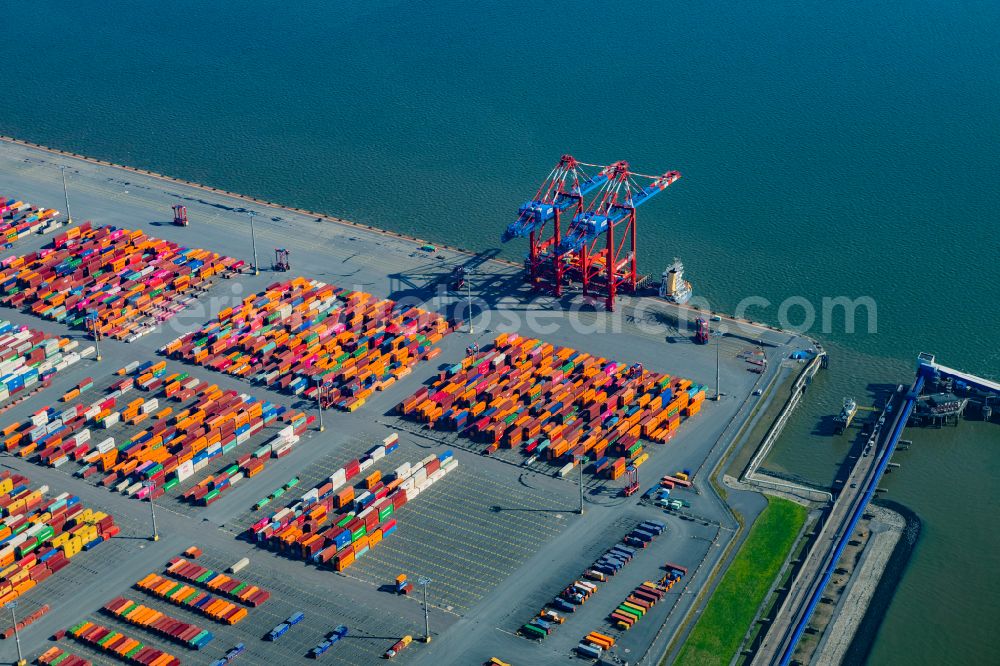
(87, 311, 102, 362)
(6, 601, 25, 666)
(418, 577, 432, 643)
(144, 481, 160, 542)
(315, 377, 325, 432)
(465, 270, 475, 334)
(59, 165, 73, 225)
(247, 211, 259, 275)
(715, 336, 721, 401)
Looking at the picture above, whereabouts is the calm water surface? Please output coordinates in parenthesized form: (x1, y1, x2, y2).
(3, 1, 998, 663)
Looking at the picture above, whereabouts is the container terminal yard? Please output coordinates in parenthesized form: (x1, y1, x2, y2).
(0, 136, 939, 666)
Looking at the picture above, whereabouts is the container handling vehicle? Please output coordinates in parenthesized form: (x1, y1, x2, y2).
(273, 248, 290, 271)
(209, 642, 245, 666)
(172, 204, 189, 226)
(383, 635, 413, 658)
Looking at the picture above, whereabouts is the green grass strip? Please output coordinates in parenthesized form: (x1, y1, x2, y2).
(675, 496, 808, 666)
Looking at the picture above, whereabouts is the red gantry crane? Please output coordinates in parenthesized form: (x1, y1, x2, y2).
(505, 157, 681, 311)
(556, 161, 681, 311)
(502, 155, 611, 296)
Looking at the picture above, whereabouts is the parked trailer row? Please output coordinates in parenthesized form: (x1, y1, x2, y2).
(266, 612, 304, 641)
(208, 642, 246, 666)
(398, 333, 706, 476)
(0, 223, 242, 341)
(37, 645, 92, 665)
(576, 631, 616, 659)
(134, 572, 250, 625)
(164, 557, 271, 607)
(383, 635, 412, 659)
(537, 521, 665, 627)
(0, 471, 118, 606)
(68, 619, 180, 665)
(0, 195, 63, 245)
(103, 596, 214, 649)
(309, 624, 348, 658)
(608, 578, 675, 631)
(161, 277, 453, 411)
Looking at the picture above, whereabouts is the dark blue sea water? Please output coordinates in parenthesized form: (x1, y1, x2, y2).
(3, 1, 998, 662)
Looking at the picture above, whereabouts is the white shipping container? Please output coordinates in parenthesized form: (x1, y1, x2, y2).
(31, 411, 48, 428)
(359, 458, 374, 472)
(103, 412, 120, 428)
(228, 557, 250, 574)
(141, 398, 159, 414)
(97, 437, 116, 454)
(176, 460, 195, 481)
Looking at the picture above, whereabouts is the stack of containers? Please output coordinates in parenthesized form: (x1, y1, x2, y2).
(398, 333, 705, 474)
(37, 646, 92, 666)
(0, 196, 63, 244)
(2, 363, 303, 502)
(134, 573, 249, 625)
(68, 620, 180, 665)
(0, 320, 87, 404)
(163, 557, 270, 607)
(161, 278, 452, 411)
(103, 596, 215, 649)
(248, 434, 401, 554)
(0, 224, 243, 341)
(0, 472, 118, 605)
(247, 435, 458, 572)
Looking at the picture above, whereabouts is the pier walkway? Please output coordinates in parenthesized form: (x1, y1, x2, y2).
(752, 375, 922, 665)
(918, 352, 1000, 395)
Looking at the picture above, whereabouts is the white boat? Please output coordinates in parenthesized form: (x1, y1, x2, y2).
(659, 258, 692, 304)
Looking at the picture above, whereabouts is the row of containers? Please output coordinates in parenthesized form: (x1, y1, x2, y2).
(103, 596, 215, 650)
(520, 521, 665, 641)
(0, 471, 119, 606)
(248, 434, 457, 572)
(67, 620, 180, 666)
(2, 361, 314, 504)
(0, 320, 91, 405)
(37, 646, 92, 666)
(160, 277, 453, 412)
(398, 333, 706, 477)
(0, 195, 64, 246)
(0, 223, 243, 341)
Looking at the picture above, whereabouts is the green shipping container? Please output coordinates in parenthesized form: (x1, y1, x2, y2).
(351, 526, 366, 542)
(336, 514, 354, 528)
